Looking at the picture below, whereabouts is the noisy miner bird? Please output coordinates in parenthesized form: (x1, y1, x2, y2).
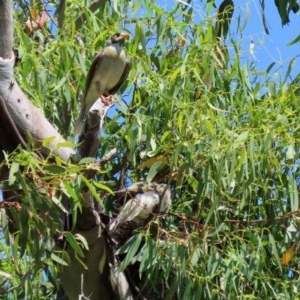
(108, 183, 172, 233)
(74, 32, 131, 134)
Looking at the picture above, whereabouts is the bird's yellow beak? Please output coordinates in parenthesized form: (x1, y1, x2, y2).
(119, 32, 130, 40)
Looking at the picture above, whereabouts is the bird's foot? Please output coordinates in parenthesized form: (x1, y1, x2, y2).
(100, 95, 114, 105)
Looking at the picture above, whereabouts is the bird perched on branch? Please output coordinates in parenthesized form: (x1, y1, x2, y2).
(74, 32, 131, 134)
(108, 183, 172, 233)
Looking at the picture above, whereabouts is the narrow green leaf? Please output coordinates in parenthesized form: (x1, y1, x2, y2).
(8, 161, 19, 185)
(78, 157, 96, 165)
(64, 232, 84, 258)
(286, 144, 295, 160)
(74, 233, 89, 251)
(51, 252, 68, 266)
(117, 233, 142, 271)
(283, 58, 295, 83)
(146, 160, 163, 183)
(287, 33, 300, 46)
(44, 165, 65, 174)
(92, 181, 112, 193)
(266, 62, 276, 73)
(268, 233, 282, 273)
(190, 247, 201, 266)
(80, 175, 102, 203)
(60, 181, 79, 203)
(289, 177, 298, 211)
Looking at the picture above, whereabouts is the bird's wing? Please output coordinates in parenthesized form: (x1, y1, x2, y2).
(108, 60, 131, 95)
(109, 199, 141, 232)
(83, 51, 105, 99)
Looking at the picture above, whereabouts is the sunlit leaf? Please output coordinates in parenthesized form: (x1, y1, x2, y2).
(8, 161, 19, 185)
(64, 232, 84, 258)
(146, 160, 164, 182)
(137, 155, 164, 169)
(51, 252, 68, 266)
(281, 246, 295, 266)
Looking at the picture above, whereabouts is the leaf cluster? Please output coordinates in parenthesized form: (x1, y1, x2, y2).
(4, 0, 300, 299)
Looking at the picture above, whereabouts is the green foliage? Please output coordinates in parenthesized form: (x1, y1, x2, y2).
(3, 0, 300, 299)
(274, 0, 299, 25)
(0, 145, 102, 297)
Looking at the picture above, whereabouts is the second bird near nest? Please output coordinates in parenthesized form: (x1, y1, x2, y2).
(74, 32, 131, 135)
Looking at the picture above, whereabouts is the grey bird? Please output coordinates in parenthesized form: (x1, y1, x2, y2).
(74, 32, 131, 134)
(108, 183, 172, 233)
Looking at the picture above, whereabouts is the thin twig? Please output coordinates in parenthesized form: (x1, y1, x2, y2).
(224, 208, 300, 224)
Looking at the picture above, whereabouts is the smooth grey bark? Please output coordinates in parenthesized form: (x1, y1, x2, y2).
(0, 0, 74, 161)
(77, 98, 115, 158)
(0, 0, 13, 59)
(0, 55, 75, 161)
(59, 212, 111, 300)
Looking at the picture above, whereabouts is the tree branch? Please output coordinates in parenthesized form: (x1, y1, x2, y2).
(0, 0, 13, 59)
(55, 0, 66, 29)
(78, 98, 116, 160)
(0, 55, 75, 161)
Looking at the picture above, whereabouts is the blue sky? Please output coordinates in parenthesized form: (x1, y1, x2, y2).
(104, 0, 300, 121)
(186, 0, 300, 78)
(133, 0, 300, 78)
(230, 0, 300, 78)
